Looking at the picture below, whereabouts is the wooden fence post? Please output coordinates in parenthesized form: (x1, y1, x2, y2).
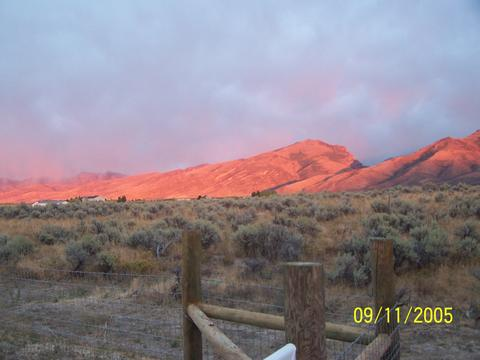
(370, 238, 395, 335)
(284, 262, 327, 360)
(182, 230, 203, 360)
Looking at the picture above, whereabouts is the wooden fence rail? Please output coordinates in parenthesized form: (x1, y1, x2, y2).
(187, 303, 251, 360)
(198, 303, 374, 345)
(181, 230, 399, 360)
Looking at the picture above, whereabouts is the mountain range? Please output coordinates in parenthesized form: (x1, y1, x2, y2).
(0, 130, 479, 203)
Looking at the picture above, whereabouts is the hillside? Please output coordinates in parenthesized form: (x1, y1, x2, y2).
(0, 140, 360, 203)
(279, 130, 480, 192)
(0, 131, 479, 203)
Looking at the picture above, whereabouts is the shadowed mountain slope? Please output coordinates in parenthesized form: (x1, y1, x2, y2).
(279, 130, 480, 193)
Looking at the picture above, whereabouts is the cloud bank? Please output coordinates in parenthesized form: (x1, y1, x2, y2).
(1, 0, 479, 179)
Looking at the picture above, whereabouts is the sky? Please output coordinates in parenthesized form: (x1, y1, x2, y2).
(1, 0, 479, 180)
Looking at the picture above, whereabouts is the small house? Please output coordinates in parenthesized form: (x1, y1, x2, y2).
(32, 200, 68, 207)
(80, 195, 106, 202)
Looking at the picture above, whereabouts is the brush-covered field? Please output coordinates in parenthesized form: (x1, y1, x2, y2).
(0, 183, 479, 359)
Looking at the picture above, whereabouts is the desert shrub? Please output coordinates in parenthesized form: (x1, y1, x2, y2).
(286, 204, 316, 218)
(65, 242, 89, 270)
(227, 209, 257, 230)
(188, 220, 221, 249)
(143, 212, 155, 220)
(392, 237, 416, 270)
(454, 237, 480, 259)
(0, 235, 34, 263)
(197, 208, 224, 226)
(329, 253, 369, 286)
(9, 236, 34, 255)
(366, 212, 420, 234)
(286, 206, 302, 217)
(363, 214, 400, 239)
(292, 216, 319, 236)
(152, 227, 182, 256)
(90, 219, 105, 234)
(449, 197, 480, 218)
(333, 235, 371, 285)
(256, 199, 276, 211)
(105, 226, 124, 243)
(338, 199, 356, 215)
(453, 220, 480, 259)
(126, 230, 153, 248)
(434, 193, 446, 203)
(38, 224, 72, 245)
(273, 215, 319, 237)
(165, 215, 190, 228)
(80, 236, 102, 255)
(342, 236, 370, 260)
(371, 200, 390, 213)
(131, 207, 142, 218)
(422, 182, 439, 192)
(220, 199, 234, 209)
(352, 264, 370, 285)
(75, 210, 87, 219)
(281, 197, 295, 207)
(0, 234, 7, 246)
(452, 183, 470, 192)
(454, 220, 479, 240)
(393, 214, 421, 233)
(241, 258, 267, 277)
(391, 200, 423, 216)
(342, 224, 415, 275)
(0, 245, 9, 262)
(272, 214, 293, 227)
(410, 225, 449, 267)
(97, 252, 117, 272)
(233, 223, 303, 261)
(315, 207, 339, 221)
(148, 204, 161, 214)
(90, 220, 124, 243)
(126, 227, 181, 256)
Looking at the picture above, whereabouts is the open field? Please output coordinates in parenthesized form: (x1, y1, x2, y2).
(0, 183, 479, 358)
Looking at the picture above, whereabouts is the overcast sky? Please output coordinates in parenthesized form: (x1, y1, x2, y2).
(1, 0, 479, 179)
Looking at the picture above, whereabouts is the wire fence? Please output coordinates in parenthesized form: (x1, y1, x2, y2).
(1, 266, 401, 359)
(202, 278, 286, 358)
(0, 266, 183, 359)
(200, 277, 387, 360)
(333, 306, 401, 360)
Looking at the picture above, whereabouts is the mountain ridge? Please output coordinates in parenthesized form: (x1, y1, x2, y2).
(0, 131, 479, 203)
(278, 130, 480, 193)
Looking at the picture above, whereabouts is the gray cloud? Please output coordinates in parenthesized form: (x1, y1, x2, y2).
(0, 0, 479, 179)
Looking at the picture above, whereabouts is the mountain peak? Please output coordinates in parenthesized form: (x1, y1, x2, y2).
(0, 138, 359, 202)
(273, 138, 352, 157)
(0, 132, 478, 203)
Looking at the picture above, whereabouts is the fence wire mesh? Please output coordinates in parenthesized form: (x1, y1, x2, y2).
(1, 266, 402, 359)
(331, 305, 401, 360)
(201, 278, 392, 360)
(0, 266, 183, 359)
(202, 278, 286, 358)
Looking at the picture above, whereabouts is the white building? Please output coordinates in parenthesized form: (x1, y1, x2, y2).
(80, 195, 106, 202)
(32, 200, 69, 207)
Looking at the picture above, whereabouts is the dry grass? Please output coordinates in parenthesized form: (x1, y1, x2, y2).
(0, 184, 479, 308)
